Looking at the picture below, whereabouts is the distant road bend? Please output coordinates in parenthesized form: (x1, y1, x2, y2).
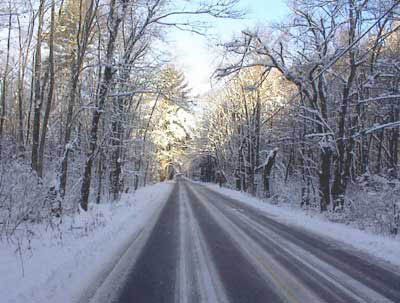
(87, 180, 400, 303)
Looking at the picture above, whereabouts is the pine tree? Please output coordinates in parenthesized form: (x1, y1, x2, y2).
(155, 66, 193, 181)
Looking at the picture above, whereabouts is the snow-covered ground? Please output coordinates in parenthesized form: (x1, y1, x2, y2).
(0, 182, 173, 303)
(205, 183, 400, 268)
(2, 180, 399, 303)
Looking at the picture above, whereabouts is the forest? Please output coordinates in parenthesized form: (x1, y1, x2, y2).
(0, 0, 399, 243)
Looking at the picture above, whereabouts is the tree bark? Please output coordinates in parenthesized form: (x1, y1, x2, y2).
(80, 0, 125, 211)
(96, 148, 104, 204)
(31, 0, 45, 172)
(0, 5, 12, 161)
(319, 146, 332, 212)
(59, 0, 98, 197)
(331, 0, 358, 210)
(262, 149, 278, 198)
(38, 0, 56, 178)
(26, 53, 35, 146)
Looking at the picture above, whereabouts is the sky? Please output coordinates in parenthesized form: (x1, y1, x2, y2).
(169, 0, 290, 96)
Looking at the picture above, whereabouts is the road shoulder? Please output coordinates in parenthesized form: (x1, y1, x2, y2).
(198, 182, 400, 270)
(1, 182, 174, 303)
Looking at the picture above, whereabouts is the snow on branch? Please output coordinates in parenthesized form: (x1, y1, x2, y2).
(108, 90, 155, 97)
(354, 121, 400, 137)
(256, 148, 278, 171)
(356, 94, 400, 105)
(305, 132, 335, 138)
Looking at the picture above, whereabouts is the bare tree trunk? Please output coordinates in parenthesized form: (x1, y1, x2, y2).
(16, 9, 34, 159)
(390, 100, 399, 177)
(376, 129, 384, 173)
(331, 0, 358, 210)
(96, 148, 104, 204)
(38, 0, 56, 178)
(250, 91, 261, 196)
(32, 67, 49, 172)
(80, 0, 125, 211)
(110, 79, 130, 199)
(59, 0, 98, 197)
(0, 5, 12, 161)
(31, 0, 45, 172)
(59, 67, 79, 197)
(317, 74, 332, 212)
(17, 44, 26, 158)
(262, 149, 278, 198)
(110, 106, 123, 200)
(134, 93, 158, 191)
(143, 159, 150, 187)
(26, 53, 35, 146)
(319, 146, 332, 212)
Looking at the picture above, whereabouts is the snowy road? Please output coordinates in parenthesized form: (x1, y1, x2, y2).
(89, 180, 400, 303)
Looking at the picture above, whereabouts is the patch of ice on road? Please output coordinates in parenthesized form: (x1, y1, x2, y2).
(0, 182, 173, 303)
(204, 184, 400, 268)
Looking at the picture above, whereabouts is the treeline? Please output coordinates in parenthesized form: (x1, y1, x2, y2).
(0, 0, 238, 239)
(191, 0, 400, 234)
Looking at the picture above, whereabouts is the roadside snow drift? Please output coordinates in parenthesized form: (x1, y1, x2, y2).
(0, 182, 173, 303)
(205, 183, 400, 269)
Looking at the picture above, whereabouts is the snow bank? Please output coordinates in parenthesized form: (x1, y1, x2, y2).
(205, 183, 400, 268)
(0, 182, 173, 303)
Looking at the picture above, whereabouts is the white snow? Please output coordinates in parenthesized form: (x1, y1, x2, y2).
(3, 180, 399, 303)
(256, 148, 278, 170)
(0, 182, 173, 303)
(204, 183, 400, 268)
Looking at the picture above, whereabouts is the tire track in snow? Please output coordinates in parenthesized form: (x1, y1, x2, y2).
(176, 182, 198, 303)
(89, 180, 400, 303)
(188, 182, 400, 303)
(111, 182, 181, 303)
(188, 186, 377, 302)
(83, 184, 173, 303)
(183, 182, 285, 303)
(96, 180, 229, 303)
(176, 180, 229, 303)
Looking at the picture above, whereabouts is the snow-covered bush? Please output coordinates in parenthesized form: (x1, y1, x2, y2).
(344, 175, 400, 236)
(0, 160, 53, 241)
(259, 174, 400, 238)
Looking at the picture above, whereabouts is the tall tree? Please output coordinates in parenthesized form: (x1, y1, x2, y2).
(31, 0, 45, 172)
(59, 0, 98, 197)
(0, 1, 12, 161)
(80, 0, 127, 211)
(37, 0, 56, 177)
(154, 66, 192, 181)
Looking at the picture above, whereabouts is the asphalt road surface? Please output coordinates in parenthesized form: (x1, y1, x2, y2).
(89, 180, 400, 303)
